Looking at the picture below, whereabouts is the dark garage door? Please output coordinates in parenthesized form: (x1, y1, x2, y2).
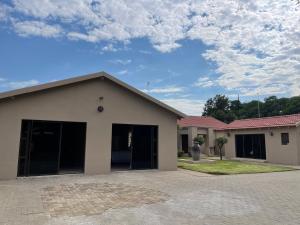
(111, 124, 158, 170)
(17, 120, 86, 176)
(235, 134, 266, 159)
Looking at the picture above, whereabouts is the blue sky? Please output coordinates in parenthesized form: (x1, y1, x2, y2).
(0, 0, 300, 115)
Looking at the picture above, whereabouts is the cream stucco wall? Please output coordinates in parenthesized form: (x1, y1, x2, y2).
(0, 77, 178, 179)
(217, 127, 300, 165)
(178, 127, 214, 155)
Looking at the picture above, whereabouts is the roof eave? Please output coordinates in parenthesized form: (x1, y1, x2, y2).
(218, 124, 297, 131)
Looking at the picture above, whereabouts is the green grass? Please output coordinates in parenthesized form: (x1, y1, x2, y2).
(178, 160, 295, 175)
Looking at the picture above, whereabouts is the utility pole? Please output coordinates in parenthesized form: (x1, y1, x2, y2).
(237, 94, 240, 119)
(257, 92, 261, 118)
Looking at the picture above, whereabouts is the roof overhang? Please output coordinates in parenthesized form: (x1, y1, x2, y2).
(216, 124, 296, 131)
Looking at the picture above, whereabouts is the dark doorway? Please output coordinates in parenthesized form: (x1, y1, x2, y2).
(111, 124, 158, 170)
(181, 134, 188, 153)
(17, 120, 86, 177)
(235, 134, 266, 159)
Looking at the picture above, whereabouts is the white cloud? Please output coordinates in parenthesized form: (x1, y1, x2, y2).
(117, 70, 128, 75)
(153, 42, 181, 53)
(161, 98, 205, 115)
(139, 50, 152, 55)
(1, 0, 300, 96)
(0, 3, 11, 21)
(109, 59, 132, 65)
(102, 43, 118, 52)
(13, 21, 62, 37)
(0, 79, 39, 89)
(194, 76, 216, 88)
(142, 85, 184, 94)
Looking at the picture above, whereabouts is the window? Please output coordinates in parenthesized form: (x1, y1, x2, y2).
(281, 133, 289, 145)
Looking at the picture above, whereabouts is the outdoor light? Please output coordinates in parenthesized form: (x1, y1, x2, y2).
(270, 131, 274, 136)
(98, 96, 104, 112)
(227, 132, 231, 137)
(97, 106, 104, 112)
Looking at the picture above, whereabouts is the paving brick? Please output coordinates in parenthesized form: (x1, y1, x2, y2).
(0, 170, 300, 224)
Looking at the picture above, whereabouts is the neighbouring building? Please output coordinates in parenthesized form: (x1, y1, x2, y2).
(178, 114, 300, 165)
(0, 72, 185, 179)
(217, 114, 300, 165)
(177, 116, 226, 155)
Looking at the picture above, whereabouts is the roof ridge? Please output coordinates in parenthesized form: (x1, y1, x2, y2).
(231, 113, 300, 122)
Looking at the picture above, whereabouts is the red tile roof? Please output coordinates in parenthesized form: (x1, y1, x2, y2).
(178, 116, 227, 129)
(222, 113, 300, 130)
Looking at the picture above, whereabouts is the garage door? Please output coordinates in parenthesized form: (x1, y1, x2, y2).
(111, 124, 158, 170)
(235, 134, 266, 160)
(17, 120, 86, 176)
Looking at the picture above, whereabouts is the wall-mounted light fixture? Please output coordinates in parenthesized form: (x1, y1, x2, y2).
(97, 106, 104, 112)
(227, 132, 231, 137)
(270, 131, 274, 136)
(97, 96, 104, 112)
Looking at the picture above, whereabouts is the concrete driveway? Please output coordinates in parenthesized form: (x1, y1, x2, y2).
(1, 169, 300, 225)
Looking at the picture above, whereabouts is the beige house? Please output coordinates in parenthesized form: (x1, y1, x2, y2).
(217, 114, 300, 165)
(178, 114, 300, 165)
(177, 116, 226, 155)
(0, 71, 185, 179)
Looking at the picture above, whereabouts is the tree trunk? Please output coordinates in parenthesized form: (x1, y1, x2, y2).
(219, 144, 223, 160)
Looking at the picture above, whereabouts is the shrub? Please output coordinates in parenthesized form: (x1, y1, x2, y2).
(193, 136, 205, 145)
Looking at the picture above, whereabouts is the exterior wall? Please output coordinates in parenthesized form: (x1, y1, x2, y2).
(187, 127, 198, 151)
(0, 78, 178, 179)
(218, 128, 300, 165)
(178, 127, 215, 155)
(206, 128, 216, 155)
(297, 126, 300, 164)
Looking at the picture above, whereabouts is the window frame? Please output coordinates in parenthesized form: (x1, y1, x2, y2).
(281, 133, 289, 145)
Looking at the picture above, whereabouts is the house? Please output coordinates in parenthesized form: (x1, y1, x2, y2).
(0, 71, 185, 179)
(177, 116, 226, 155)
(217, 114, 300, 165)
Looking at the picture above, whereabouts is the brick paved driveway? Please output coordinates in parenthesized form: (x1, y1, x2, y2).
(1, 169, 300, 225)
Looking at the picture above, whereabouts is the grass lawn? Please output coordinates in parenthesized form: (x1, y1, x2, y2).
(178, 160, 295, 175)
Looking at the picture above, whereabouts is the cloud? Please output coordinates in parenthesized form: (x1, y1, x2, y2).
(0, 3, 11, 21)
(153, 42, 181, 53)
(161, 98, 205, 115)
(1, 0, 300, 96)
(142, 85, 184, 94)
(0, 79, 39, 89)
(139, 50, 152, 55)
(194, 76, 216, 88)
(102, 43, 118, 52)
(117, 70, 128, 75)
(109, 59, 132, 65)
(13, 21, 62, 37)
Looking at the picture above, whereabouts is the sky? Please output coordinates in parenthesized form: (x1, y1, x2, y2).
(0, 0, 300, 115)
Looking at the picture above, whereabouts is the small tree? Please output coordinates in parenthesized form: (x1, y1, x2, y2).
(216, 136, 228, 160)
(193, 136, 205, 145)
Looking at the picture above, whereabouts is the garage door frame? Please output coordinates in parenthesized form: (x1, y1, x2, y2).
(17, 119, 87, 177)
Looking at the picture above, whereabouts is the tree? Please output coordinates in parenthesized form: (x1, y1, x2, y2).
(202, 94, 300, 122)
(230, 99, 242, 119)
(202, 95, 236, 123)
(216, 136, 228, 160)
